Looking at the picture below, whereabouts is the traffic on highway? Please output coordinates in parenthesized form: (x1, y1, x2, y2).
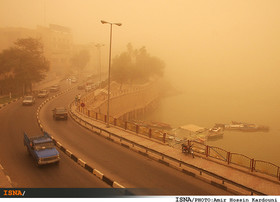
(0, 76, 232, 195)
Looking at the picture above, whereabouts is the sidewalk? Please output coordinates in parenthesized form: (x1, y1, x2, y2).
(71, 104, 280, 195)
(0, 77, 63, 188)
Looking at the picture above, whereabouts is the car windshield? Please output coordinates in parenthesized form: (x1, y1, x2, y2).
(33, 142, 55, 150)
(56, 108, 67, 113)
(24, 96, 33, 100)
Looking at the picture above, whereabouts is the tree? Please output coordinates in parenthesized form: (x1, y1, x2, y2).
(70, 49, 90, 72)
(0, 37, 49, 94)
(111, 43, 165, 85)
(111, 51, 132, 89)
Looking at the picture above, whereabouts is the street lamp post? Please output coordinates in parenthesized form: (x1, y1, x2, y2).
(101, 20, 122, 128)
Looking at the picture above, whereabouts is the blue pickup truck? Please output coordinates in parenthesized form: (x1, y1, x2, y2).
(24, 132, 60, 166)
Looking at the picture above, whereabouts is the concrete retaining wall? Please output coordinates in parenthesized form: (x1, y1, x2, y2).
(86, 81, 161, 120)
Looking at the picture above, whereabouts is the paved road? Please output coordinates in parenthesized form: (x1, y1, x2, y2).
(38, 83, 232, 195)
(0, 80, 110, 188)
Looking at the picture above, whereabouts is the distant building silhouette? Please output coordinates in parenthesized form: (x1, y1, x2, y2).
(0, 24, 73, 75)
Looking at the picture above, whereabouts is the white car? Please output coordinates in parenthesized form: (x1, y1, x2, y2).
(37, 90, 49, 98)
(71, 78, 77, 83)
(49, 85, 60, 92)
(22, 96, 35, 105)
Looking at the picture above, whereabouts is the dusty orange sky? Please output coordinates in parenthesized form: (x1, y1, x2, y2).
(1, 0, 280, 95)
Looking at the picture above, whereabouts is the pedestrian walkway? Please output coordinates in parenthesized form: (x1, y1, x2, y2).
(70, 104, 280, 195)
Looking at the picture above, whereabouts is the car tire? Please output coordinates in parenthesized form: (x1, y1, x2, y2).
(36, 162, 41, 167)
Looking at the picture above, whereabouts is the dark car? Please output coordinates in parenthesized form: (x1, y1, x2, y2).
(52, 107, 68, 120)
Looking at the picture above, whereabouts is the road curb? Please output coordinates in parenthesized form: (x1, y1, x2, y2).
(0, 163, 12, 188)
(36, 83, 265, 195)
(36, 86, 125, 189)
(70, 112, 244, 194)
(0, 97, 23, 110)
(69, 104, 267, 195)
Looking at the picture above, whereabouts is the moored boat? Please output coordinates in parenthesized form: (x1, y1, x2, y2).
(215, 121, 269, 132)
(207, 127, 224, 140)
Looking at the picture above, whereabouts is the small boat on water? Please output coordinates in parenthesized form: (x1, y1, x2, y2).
(215, 121, 269, 132)
(207, 127, 224, 140)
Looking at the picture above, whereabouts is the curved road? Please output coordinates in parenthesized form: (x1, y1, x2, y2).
(38, 81, 232, 195)
(0, 81, 110, 188)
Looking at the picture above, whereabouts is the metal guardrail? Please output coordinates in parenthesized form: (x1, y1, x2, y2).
(76, 105, 168, 143)
(33, 81, 275, 195)
(76, 83, 280, 182)
(69, 104, 266, 195)
(187, 140, 280, 181)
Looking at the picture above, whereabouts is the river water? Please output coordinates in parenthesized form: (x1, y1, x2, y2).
(143, 88, 280, 166)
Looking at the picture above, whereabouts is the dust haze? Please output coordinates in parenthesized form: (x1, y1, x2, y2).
(1, 1, 280, 93)
(1, 0, 280, 163)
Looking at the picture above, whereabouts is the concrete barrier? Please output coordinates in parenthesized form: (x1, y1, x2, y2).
(69, 103, 267, 195)
(36, 85, 125, 189)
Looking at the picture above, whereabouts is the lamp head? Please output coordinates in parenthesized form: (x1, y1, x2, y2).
(101, 20, 122, 26)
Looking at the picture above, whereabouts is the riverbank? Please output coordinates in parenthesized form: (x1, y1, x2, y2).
(142, 90, 280, 166)
(81, 79, 165, 120)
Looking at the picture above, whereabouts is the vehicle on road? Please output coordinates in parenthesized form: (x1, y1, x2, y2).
(23, 132, 60, 166)
(71, 77, 77, 83)
(22, 95, 35, 105)
(37, 90, 49, 98)
(53, 107, 68, 120)
(49, 85, 60, 92)
(207, 127, 224, 140)
(85, 85, 91, 92)
(77, 84, 85, 90)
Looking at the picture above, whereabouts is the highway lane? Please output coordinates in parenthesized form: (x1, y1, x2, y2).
(40, 86, 232, 195)
(0, 81, 110, 188)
